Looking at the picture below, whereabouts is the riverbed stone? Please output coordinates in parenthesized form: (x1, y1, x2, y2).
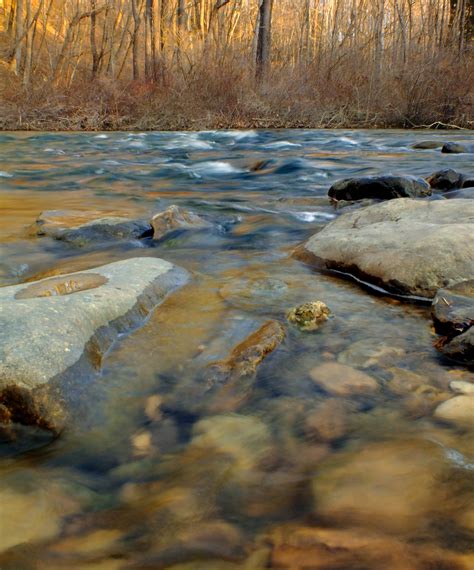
(0, 257, 189, 434)
(328, 175, 431, 202)
(311, 439, 446, 534)
(151, 205, 211, 240)
(450, 380, 474, 395)
(431, 280, 473, 364)
(287, 301, 330, 331)
(266, 524, 468, 570)
(295, 199, 474, 299)
(31, 210, 152, 246)
(309, 362, 379, 396)
(412, 140, 444, 149)
(304, 398, 349, 442)
(433, 395, 474, 429)
(166, 320, 285, 416)
(426, 169, 472, 191)
(442, 142, 468, 154)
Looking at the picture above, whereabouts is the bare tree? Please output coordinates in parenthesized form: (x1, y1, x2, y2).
(256, 0, 274, 80)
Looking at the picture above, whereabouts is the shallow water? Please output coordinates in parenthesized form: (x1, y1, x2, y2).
(0, 130, 473, 569)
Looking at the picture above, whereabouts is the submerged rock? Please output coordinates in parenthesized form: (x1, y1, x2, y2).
(219, 275, 290, 313)
(294, 199, 474, 299)
(201, 320, 286, 413)
(434, 395, 474, 429)
(426, 169, 472, 191)
(304, 399, 349, 442)
(432, 280, 474, 365)
(31, 210, 152, 246)
(450, 380, 474, 395)
(311, 440, 446, 534)
(328, 175, 431, 202)
(0, 258, 189, 434)
(151, 205, 211, 241)
(164, 320, 285, 416)
(287, 301, 331, 331)
(189, 414, 301, 518)
(412, 140, 443, 149)
(442, 142, 468, 154)
(266, 524, 468, 570)
(309, 362, 379, 396)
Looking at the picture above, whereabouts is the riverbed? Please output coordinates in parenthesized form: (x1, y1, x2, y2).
(0, 130, 473, 569)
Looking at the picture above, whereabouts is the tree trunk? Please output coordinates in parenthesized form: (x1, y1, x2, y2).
(90, 0, 99, 77)
(14, 0, 24, 75)
(255, 0, 274, 80)
(131, 0, 141, 80)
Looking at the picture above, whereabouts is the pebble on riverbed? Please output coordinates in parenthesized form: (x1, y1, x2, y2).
(287, 301, 331, 331)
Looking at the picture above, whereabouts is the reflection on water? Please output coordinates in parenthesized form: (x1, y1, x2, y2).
(0, 130, 473, 568)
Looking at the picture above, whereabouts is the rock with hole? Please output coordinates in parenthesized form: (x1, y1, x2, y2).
(0, 257, 189, 437)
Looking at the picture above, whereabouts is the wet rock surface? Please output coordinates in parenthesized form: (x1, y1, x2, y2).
(442, 142, 469, 154)
(309, 362, 379, 396)
(412, 140, 444, 149)
(165, 320, 286, 415)
(31, 210, 152, 246)
(434, 395, 474, 429)
(0, 258, 189, 433)
(311, 439, 447, 534)
(426, 169, 473, 191)
(328, 175, 431, 202)
(432, 280, 474, 364)
(151, 205, 212, 241)
(296, 199, 474, 299)
(287, 301, 330, 331)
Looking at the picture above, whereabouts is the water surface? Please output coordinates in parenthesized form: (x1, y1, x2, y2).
(0, 130, 473, 569)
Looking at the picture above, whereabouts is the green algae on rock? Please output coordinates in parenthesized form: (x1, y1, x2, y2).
(287, 301, 331, 331)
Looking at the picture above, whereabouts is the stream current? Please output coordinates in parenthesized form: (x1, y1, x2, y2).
(0, 129, 473, 569)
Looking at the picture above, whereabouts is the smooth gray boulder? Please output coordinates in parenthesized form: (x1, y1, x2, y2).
(0, 257, 189, 434)
(328, 176, 431, 202)
(295, 199, 474, 299)
(31, 210, 152, 246)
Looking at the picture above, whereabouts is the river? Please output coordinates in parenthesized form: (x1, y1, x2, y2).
(0, 130, 473, 569)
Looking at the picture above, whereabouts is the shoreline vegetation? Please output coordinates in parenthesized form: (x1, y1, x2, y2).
(0, 0, 473, 132)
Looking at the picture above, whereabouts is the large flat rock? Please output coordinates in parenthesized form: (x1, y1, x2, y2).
(0, 257, 189, 434)
(295, 199, 474, 299)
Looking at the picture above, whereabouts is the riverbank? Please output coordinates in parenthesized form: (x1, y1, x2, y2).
(1, 66, 473, 131)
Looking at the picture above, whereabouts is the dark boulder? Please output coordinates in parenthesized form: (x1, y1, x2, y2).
(426, 169, 466, 191)
(432, 280, 474, 365)
(328, 176, 431, 202)
(441, 142, 467, 154)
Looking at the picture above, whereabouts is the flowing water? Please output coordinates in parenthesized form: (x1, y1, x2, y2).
(0, 130, 473, 569)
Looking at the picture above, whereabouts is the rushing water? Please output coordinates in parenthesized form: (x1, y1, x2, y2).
(0, 130, 473, 569)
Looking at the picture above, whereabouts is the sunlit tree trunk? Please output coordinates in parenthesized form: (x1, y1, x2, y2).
(13, 0, 23, 74)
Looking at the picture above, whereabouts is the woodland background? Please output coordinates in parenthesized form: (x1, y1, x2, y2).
(0, 0, 473, 130)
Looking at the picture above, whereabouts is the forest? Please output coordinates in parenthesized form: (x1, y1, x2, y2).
(0, 0, 473, 129)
